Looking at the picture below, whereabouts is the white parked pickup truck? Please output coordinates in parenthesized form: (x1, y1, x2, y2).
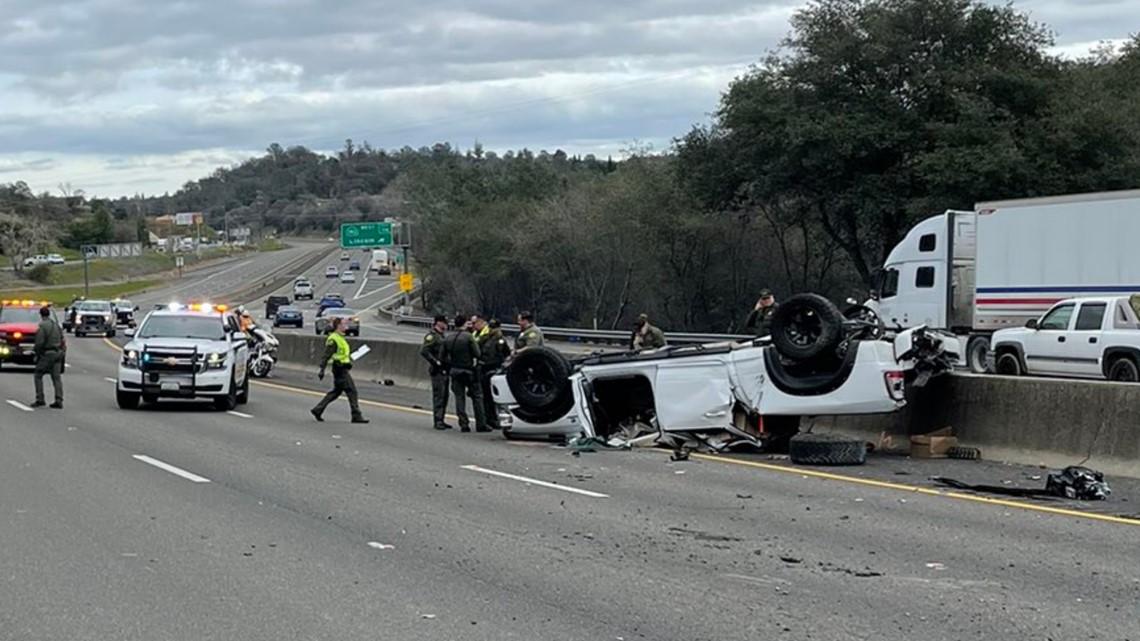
(989, 296, 1140, 382)
(491, 294, 960, 449)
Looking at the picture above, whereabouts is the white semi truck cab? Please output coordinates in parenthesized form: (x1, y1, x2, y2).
(866, 189, 1140, 373)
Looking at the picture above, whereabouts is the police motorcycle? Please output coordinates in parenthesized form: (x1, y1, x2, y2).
(237, 307, 280, 378)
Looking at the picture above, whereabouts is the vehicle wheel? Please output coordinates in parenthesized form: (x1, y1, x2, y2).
(505, 346, 573, 411)
(107, 329, 116, 338)
(994, 351, 1022, 376)
(116, 389, 140, 410)
(788, 433, 866, 466)
(214, 376, 238, 411)
(770, 293, 844, 361)
(1108, 357, 1139, 382)
(966, 335, 991, 374)
(142, 394, 158, 405)
(237, 376, 250, 404)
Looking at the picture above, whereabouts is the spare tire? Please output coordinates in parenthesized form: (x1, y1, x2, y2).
(506, 346, 573, 411)
(788, 433, 867, 466)
(770, 293, 844, 361)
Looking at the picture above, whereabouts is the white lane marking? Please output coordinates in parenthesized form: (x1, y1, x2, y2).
(132, 455, 211, 483)
(352, 276, 369, 300)
(6, 400, 34, 412)
(227, 410, 254, 419)
(460, 464, 609, 498)
(105, 377, 117, 383)
(367, 542, 395, 550)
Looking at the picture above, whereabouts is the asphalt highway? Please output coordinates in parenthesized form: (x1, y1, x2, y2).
(2, 334, 1138, 640)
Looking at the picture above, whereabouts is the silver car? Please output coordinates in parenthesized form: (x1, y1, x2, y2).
(315, 308, 360, 336)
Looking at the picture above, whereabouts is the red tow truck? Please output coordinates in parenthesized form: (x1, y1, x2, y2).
(0, 299, 66, 370)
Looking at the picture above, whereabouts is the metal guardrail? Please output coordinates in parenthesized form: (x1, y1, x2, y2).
(390, 313, 754, 346)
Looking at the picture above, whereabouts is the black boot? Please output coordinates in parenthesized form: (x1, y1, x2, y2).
(310, 408, 324, 422)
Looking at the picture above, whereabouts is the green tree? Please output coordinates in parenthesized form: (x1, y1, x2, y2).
(679, 0, 1063, 286)
(0, 212, 49, 271)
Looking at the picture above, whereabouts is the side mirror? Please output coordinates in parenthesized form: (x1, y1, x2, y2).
(1026, 318, 1039, 330)
(124, 328, 136, 338)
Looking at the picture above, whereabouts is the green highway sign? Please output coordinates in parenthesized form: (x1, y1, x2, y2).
(340, 222, 393, 248)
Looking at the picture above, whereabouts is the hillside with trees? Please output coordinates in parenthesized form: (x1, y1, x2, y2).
(3, 0, 1139, 332)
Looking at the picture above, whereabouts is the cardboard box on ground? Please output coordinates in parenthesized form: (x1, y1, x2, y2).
(911, 427, 958, 459)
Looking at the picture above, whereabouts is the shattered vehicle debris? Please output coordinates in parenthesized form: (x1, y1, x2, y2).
(491, 294, 961, 451)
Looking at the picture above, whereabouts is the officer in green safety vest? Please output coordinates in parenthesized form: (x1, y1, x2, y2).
(310, 316, 369, 424)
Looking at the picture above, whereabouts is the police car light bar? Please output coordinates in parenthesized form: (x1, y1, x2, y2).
(1, 299, 50, 307)
(158, 301, 230, 313)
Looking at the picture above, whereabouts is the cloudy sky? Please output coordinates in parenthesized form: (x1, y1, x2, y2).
(0, 0, 1135, 198)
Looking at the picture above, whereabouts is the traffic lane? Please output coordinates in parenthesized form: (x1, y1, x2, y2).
(132, 240, 330, 308)
(49, 340, 1140, 640)
(19, 341, 793, 640)
(0, 349, 628, 641)
(254, 361, 1140, 522)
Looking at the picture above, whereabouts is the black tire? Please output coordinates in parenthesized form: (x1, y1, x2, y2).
(966, 335, 991, 374)
(789, 433, 867, 466)
(142, 393, 158, 405)
(107, 329, 116, 338)
(116, 389, 140, 410)
(214, 376, 238, 411)
(237, 375, 250, 404)
(1108, 357, 1139, 382)
(994, 351, 1022, 376)
(505, 346, 573, 411)
(770, 293, 844, 361)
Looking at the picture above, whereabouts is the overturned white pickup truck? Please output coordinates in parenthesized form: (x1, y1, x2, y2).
(491, 294, 960, 451)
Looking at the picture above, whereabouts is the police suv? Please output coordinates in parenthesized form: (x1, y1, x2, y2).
(116, 302, 250, 410)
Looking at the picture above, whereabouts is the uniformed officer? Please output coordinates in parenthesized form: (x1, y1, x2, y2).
(632, 313, 667, 351)
(476, 317, 511, 429)
(513, 310, 544, 353)
(745, 289, 779, 337)
(32, 306, 65, 409)
(443, 314, 488, 432)
(420, 315, 453, 430)
(310, 316, 369, 424)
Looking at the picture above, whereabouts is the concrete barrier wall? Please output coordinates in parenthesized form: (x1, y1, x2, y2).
(274, 333, 1140, 473)
(819, 374, 1140, 476)
(275, 332, 431, 390)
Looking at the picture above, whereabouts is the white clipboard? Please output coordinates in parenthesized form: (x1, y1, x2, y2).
(350, 345, 371, 362)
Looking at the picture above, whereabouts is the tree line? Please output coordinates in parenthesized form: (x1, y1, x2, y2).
(4, 0, 1139, 333)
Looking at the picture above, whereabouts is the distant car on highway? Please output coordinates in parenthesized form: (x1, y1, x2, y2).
(324, 265, 339, 278)
(316, 308, 360, 336)
(340, 252, 349, 261)
(264, 295, 291, 319)
(317, 293, 345, 315)
(272, 305, 304, 329)
(111, 299, 140, 328)
(292, 278, 314, 300)
(349, 259, 361, 271)
(340, 270, 356, 284)
(73, 299, 116, 337)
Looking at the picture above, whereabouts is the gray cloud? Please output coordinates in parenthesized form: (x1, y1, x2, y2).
(0, 0, 1135, 196)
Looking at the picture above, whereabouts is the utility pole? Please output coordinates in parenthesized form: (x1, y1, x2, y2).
(81, 245, 92, 298)
(400, 223, 412, 311)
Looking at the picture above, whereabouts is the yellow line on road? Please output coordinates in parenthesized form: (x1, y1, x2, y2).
(100, 335, 1138, 527)
(689, 452, 1140, 527)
